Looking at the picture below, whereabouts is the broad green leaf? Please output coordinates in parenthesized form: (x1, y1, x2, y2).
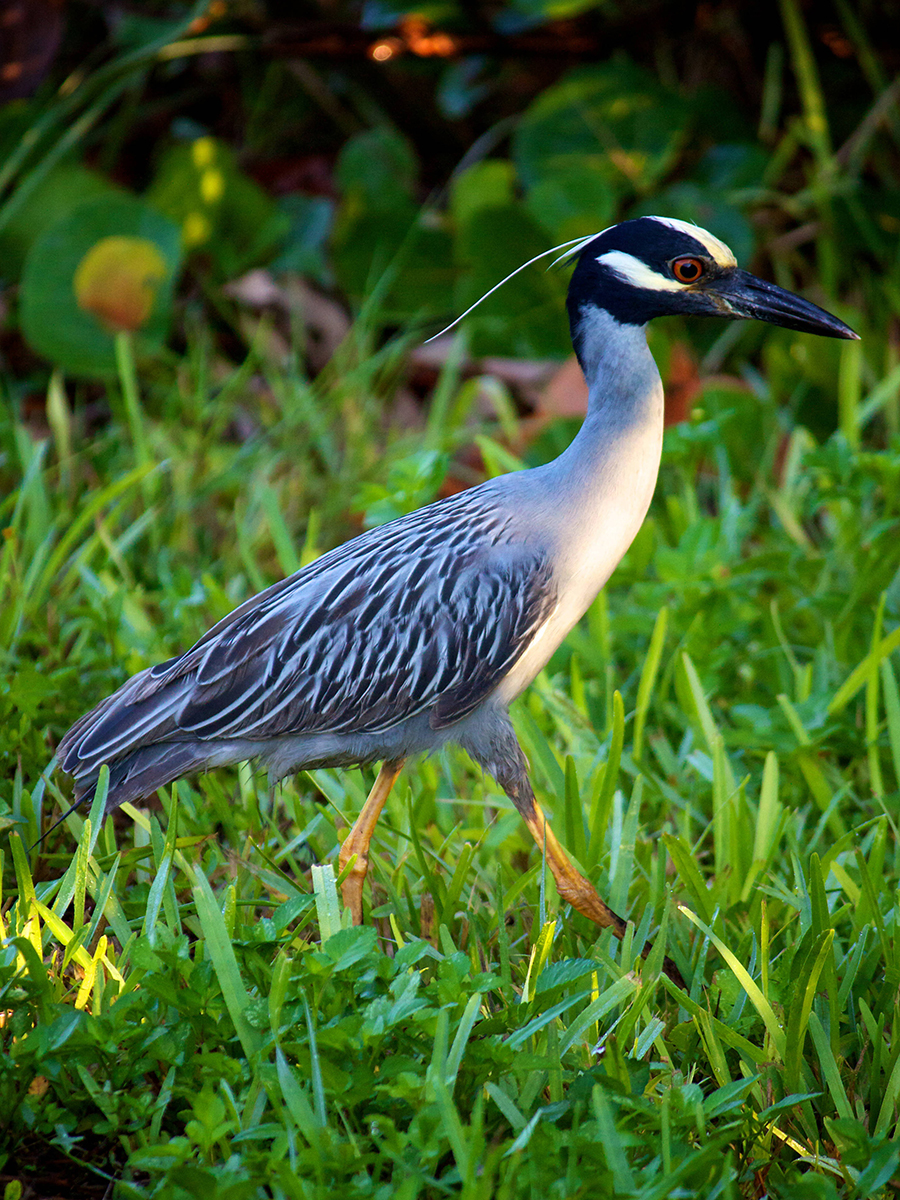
(514, 59, 691, 195)
(20, 194, 181, 377)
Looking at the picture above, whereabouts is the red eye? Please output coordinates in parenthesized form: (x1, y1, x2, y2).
(672, 256, 705, 283)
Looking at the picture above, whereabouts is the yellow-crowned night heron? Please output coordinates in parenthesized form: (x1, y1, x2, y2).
(58, 217, 857, 977)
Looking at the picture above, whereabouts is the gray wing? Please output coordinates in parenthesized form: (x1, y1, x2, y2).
(59, 487, 557, 780)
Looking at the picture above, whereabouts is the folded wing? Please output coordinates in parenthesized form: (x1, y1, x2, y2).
(59, 489, 557, 803)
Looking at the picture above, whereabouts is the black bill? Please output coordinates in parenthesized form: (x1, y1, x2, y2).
(709, 269, 859, 340)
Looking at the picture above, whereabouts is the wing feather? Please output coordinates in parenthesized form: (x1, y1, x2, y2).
(60, 486, 557, 782)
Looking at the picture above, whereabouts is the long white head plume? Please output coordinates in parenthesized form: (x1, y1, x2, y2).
(424, 229, 607, 343)
(425, 216, 739, 344)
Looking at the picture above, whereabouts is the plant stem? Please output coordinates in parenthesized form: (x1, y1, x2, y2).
(115, 330, 148, 464)
(115, 330, 154, 510)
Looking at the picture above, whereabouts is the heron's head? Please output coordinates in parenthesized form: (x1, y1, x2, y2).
(566, 216, 858, 366)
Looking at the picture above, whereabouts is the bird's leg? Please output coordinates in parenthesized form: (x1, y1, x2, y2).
(518, 791, 627, 935)
(338, 758, 405, 924)
(508, 777, 685, 987)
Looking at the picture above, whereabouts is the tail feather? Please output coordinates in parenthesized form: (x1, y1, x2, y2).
(57, 664, 208, 815)
(70, 741, 215, 814)
(58, 665, 182, 779)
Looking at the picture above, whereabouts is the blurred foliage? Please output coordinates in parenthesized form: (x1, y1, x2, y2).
(147, 136, 289, 278)
(0, 0, 898, 373)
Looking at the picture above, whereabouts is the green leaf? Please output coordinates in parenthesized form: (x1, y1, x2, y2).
(451, 201, 569, 357)
(20, 194, 181, 377)
(514, 58, 691, 195)
(524, 162, 620, 242)
(0, 162, 116, 279)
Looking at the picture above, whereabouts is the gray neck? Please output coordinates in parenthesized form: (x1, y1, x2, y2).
(552, 307, 663, 482)
(492, 306, 667, 701)
(535, 305, 665, 606)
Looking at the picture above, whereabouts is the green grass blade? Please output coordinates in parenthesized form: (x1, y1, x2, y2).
(633, 606, 667, 762)
(808, 1012, 853, 1120)
(662, 834, 715, 926)
(829, 626, 900, 716)
(587, 690, 624, 864)
(562, 756, 586, 864)
(446, 992, 482, 1090)
(678, 905, 786, 1059)
(260, 482, 302, 576)
(439, 840, 477, 928)
(610, 776, 642, 916)
(301, 991, 327, 1127)
(191, 865, 262, 1062)
(560, 976, 637, 1055)
(881, 658, 900, 790)
(678, 652, 719, 752)
(143, 802, 178, 942)
(784, 929, 834, 1094)
(484, 1082, 526, 1131)
(866, 593, 886, 796)
(275, 1045, 323, 1146)
(312, 862, 342, 939)
(753, 752, 781, 863)
(875, 1042, 900, 1137)
(432, 1074, 470, 1180)
(592, 1085, 635, 1193)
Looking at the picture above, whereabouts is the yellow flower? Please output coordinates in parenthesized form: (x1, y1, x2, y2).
(73, 236, 167, 333)
(200, 168, 225, 205)
(191, 137, 217, 168)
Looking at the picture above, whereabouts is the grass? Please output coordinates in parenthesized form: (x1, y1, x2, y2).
(2, 295, 900, 1197)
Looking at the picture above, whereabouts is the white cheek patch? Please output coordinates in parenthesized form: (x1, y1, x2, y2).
(650, 216, 737, 267)
(596, 250, 685, 292)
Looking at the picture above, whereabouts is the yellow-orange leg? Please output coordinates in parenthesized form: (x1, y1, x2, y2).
(339, 758, 405, 924)
(521, 796, 626, 934)
(521, 794, 685, 988)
